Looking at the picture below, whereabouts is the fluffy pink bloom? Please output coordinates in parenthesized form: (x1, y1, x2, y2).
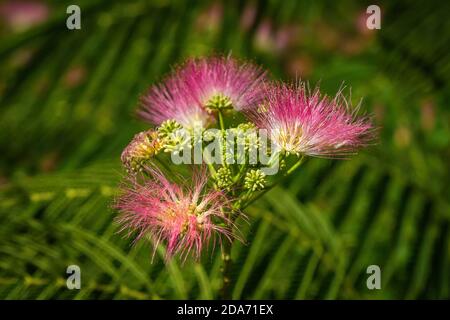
(247, 83, 373, 157)
(115, 167, 234, 260)
(0, 1, 49, 31)
(138, 56, 267, 128)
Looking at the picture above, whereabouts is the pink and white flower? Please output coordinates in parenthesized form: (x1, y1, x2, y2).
(247, 83, 373, 157)
(138, 55, 267, 128)
(115, 167, 234, 260)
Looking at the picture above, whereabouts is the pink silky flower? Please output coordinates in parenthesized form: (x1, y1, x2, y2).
(138, 56, 267, 128)
(115, 168, 234, 260)
(247, 83, 373, 157)
(0, 1, 49, 31)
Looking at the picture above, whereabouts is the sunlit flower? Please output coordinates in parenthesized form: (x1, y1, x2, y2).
(115, 168, 234, 260)
(247, 83, 373, 157)
(138, 56, 267, 128)
(121, 130, 162, 173)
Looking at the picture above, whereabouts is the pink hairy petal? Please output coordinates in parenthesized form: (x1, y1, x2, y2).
(114, 167, 236, 261)
(138, 55, 268, 127)
(247, 82, 373, 157)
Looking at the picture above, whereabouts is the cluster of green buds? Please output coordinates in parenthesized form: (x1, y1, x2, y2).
(121, 116, 285, 204)
(157, 120, 190, 153)
(205, 93, 233, 111)
(121, 119, 191, 173)
(157, 119, 183, 140)
(244, 169, 266, 192)
(214, 166, 233, 191)
(235, 122, 260, 153)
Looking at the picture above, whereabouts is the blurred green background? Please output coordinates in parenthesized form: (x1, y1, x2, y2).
(0, 0, 449, 299)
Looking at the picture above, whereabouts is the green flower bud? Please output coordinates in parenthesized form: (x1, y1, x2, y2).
(235, 122, 260, 155)
(163, 129, 192, 153)
(236, 122, 256, 132)
(244, 169, 266, 192)
(157, 119, 183, 140)
(214, 166, 233, 190)
(157, 120, 193, 153)
(205, 93, 233, 111)
(279, 159, 286, 171)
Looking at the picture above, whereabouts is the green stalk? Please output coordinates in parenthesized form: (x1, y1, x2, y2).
(202, 151, 217, 176)
(286, 156, 304, 175)
(220, 237, 232, 299)
(217, 110, 229, 170)
(219, 203, 240, 299)
(218, 110, 226, 132)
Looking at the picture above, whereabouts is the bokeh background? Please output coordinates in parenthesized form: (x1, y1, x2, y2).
(0, 0, 449, 299)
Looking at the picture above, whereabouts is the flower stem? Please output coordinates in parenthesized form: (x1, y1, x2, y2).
(286, 156, 304, 175)
(219, 159, 306, 299)
(202, 151, 217, 176)
(218, 110, 226, 132)
(220, 237, 233, 299)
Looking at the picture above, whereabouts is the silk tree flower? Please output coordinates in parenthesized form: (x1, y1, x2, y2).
(115, 167, 234, 260)
(139, 74, 214, 129)
(138, 56, 267, 128)
(121, 130, 162, 173)
(247, 83, 373, 157)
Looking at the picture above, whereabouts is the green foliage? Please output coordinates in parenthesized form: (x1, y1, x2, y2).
(0, 0, 448, 299)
